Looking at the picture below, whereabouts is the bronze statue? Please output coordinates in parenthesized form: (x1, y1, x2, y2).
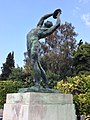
(27, 9, 61, 88)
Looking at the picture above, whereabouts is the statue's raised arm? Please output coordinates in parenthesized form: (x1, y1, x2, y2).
(37, 13, 53, 27)
(39, 9, 61, 39)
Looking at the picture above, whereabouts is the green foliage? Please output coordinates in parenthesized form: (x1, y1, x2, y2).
(46, 71, 60, 88)
(8, 65, 34, 86)
(55, 75, 90, 116)
(0, 52, 15, 80)
(8, 67, 26, 81)
(23, 59, 36, 86)
(0, 80, 28, 109)
(73, 43, 90, 75)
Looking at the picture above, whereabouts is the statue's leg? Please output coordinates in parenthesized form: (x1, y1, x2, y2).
(37, 61, 49, 88)
(31, 51, 42, 86)
(33, 61, 42, 86)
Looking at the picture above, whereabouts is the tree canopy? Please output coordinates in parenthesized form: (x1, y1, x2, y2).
(73, 43, 90, 75)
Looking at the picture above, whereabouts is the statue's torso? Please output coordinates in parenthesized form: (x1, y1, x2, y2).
(27, 27, 48, 52)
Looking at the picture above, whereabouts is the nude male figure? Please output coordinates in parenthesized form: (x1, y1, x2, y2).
(27, 9, 61, 87)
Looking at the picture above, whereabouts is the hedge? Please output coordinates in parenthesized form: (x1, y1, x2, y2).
(0, 80, 27, 109)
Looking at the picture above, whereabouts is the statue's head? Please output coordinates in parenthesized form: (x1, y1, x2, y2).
(44, 21, 53, 28)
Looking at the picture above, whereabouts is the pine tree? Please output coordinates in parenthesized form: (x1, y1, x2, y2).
(0, 52, 15, 80)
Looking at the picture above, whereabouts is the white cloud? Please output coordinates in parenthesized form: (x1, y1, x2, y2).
(75, 6, 80, 11)
(73, 6, 81, 17)
(81, 13, 90, 26)
(79, 0, 90, 4)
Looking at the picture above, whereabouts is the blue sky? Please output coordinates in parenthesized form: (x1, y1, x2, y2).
(0, 0, 90, 70)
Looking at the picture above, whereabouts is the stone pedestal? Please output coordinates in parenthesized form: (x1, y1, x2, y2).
(3, 92, 76, 120)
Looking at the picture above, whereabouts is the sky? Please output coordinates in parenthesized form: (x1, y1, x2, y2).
(0, 0, 90, 71)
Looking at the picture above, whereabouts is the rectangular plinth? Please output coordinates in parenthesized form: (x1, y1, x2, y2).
(6, 92, 73, 104)
(3, 92, 76, 120)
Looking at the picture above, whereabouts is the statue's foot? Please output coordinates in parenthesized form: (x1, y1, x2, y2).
(34, 84, 42, 88)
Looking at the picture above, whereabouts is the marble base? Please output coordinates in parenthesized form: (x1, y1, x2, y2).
(3, 92, 76, 120)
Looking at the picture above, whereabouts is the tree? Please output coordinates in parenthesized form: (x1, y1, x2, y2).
(0, 52, 15, 80)
(73, 43, 90, 75)
(40, 22, 77, 80)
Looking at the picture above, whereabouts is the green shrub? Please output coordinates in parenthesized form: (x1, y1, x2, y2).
(55, 75, 90, 116)
(0, 80, 27, 109)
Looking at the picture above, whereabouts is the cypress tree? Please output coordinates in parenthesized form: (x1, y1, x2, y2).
(0, 52, 15, 80)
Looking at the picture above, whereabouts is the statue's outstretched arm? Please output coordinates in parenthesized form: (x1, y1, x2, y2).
(39, 13, 60, 38)
(37, 13, 53, 27)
